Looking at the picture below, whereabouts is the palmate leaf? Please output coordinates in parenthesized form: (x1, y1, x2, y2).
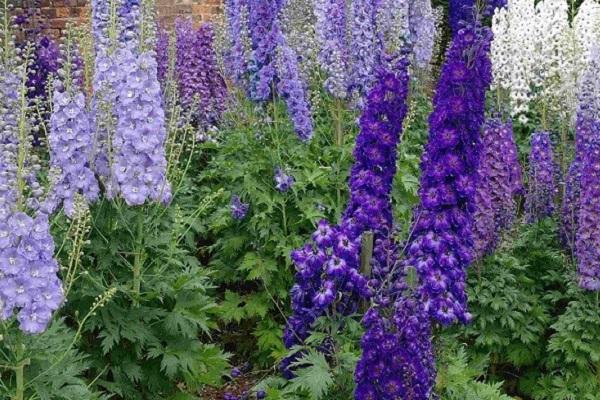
(239, 252, 279, 282)
(220, 290, 246, 323)
(288, 350, 334, 400)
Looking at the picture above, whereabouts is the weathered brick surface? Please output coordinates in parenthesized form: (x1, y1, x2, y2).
(12, 0, 223, 37)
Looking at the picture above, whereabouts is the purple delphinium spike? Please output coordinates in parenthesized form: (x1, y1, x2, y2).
(0, 71, 20, 222)
(355, 292, 435, 400)
(315, 0, 349, 98)
(409, 0, 436, 70)
(119, 0, 141, 48)
(283, 55, 411, 373)
(577, 133, 600, 291)
(472, 118, 520, 259)
(112, 48, 172, 206)
(156, 26, 169, 85)
(449, 0, 475, 35)
(406, 24, 493, 325)
(225, 0, 251, 89)
(91, 0, 112, 55)
(27, 36, 60, 100)
(561, 49, 600, 251)
(247, 0, 281, 101)
(276, 34, 314, 142)
(175, 19, 228, 130)
(231, 195, 249, 220)
(349, 0, 378, 97)
(525, 132, 558, 223)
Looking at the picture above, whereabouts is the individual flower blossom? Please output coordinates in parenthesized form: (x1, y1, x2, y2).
(283, 55, 411, 373)
(247, 0, 281, 101)
(349, 0, 378, 97)
(409, 0, 436, 70)
(175, 19, 228, 130)
(577, 132, 600, 291)
(472, 118, 520, 259)
(274, 168, 295, 192)
(112, 48, 172, 206)
(276, 35, 314, 141)
(406, 24, 493, 326)
(315, 0, 349, 98)
(225, 0, 251, 89)
(525, 132, 558, 222)
(231, 195, 249, 220)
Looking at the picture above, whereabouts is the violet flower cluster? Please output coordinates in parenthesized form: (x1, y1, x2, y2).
(284, 56, 411, 375)
(231, 195, 249, 220)
(156, 27, 169, 84)
(274, 168, 295, 193)
(472, 118, 522, 259)
(315, 0, 349, 98)
(112, 48, 172, 206)
(27, 36, 60, 100)
(276, 35, 314, 142)
(175, 19, 228, 130)
(247, 0, 281, 101)
(449, 0, 475, 35)
(406, 24, 493, 325)
(576, 133, 600, 291)
(524, 132, 558, 223)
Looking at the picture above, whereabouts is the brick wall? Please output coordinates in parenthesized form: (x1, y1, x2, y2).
(13, 0, 223, 37)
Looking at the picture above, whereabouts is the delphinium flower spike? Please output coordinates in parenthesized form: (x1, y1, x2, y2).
(247, 0, 281, 101)
(224, 0, 251, 89)
(472, 118, 520, 259)
(283, 53, 411, 374)
(525, 132, 558, 222)
(349, 0, 378, 97)
(409, 0, 436, 70)
(44, 33, 99, 217)
(175, 18, 228, 132)
(0, 49, 64, 335)
(449, 0, 475, 35)
(561, 47, 600, 251)
(577, 132, 600, 291)
(315, 0, 349, 98)
(275, 32, 314, 142)
(406, 23, 493, 325)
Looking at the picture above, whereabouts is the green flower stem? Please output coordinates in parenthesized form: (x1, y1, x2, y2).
(132, 212, 146, 306)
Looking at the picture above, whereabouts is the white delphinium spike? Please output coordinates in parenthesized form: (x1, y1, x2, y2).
(574, 0, 600, 68)
(491, 6, 510, 91)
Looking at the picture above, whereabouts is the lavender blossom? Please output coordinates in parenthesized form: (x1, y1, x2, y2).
(231, 195, 249, 220)
(406, 24, 493, 325)
(156, 26, 169, 84)
(525, 132, 558, 223)
(449, 0, 475, 34)
(315, 0, 349, 98)
(27, 36, 60, 100)
(276, 35, 314, 142)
